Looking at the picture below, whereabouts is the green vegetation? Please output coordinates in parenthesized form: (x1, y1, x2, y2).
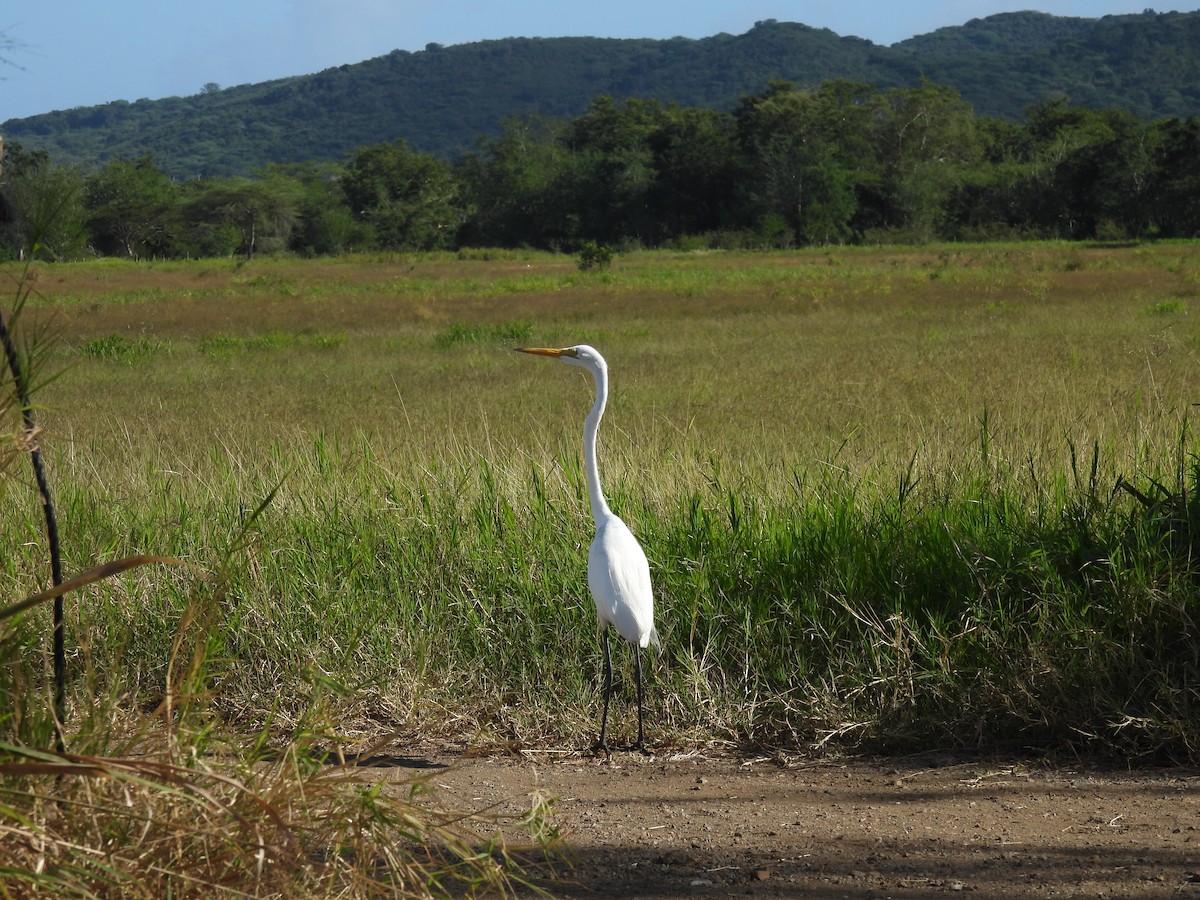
(80, 332, 163, 362)
(4, 80, 1199, 263)
(4, 12, 1200, 173)
(6, 242, 1200, 891)
(3, 243, 1199, 770)
(0, 258, 553, 896)
(576, 241, 615, 272)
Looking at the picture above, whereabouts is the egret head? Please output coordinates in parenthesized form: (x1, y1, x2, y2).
(516, 344, 607, 377)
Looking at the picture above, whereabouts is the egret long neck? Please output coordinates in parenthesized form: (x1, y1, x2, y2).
(583, 365, 612, 526)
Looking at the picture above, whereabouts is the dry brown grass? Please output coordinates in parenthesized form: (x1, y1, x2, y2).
(0, 733, 546, 898)
(9, 242, 1197, 506)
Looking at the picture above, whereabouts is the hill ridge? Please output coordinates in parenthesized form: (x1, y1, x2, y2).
(4, 11, 1199, 177)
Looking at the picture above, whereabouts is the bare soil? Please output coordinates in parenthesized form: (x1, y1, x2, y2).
(370, 744, 1200, 899)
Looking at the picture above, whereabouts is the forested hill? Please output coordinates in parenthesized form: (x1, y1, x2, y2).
(4, 10, 1199, 177)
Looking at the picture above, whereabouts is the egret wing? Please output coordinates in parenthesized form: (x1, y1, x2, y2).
(588, 515, 657, 648)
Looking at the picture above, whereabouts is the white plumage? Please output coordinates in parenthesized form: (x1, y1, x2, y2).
(517, 344, 659, 753)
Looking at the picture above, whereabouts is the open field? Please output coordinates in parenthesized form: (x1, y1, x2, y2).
(22, 242, 1200, 480)
(5, 242, 1200, 896)
(5, 241, 1200, 755)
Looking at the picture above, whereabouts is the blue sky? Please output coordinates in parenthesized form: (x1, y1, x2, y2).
(3, 1, 1198, 121)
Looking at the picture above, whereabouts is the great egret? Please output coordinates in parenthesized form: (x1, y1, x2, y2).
(516, 344, 660, 754)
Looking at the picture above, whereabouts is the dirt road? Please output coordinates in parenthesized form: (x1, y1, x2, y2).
(372, 745, 1200, 898)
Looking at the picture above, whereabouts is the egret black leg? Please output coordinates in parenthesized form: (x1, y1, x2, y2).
(633, 645, 648, 752)
(593, 630, 613, 756)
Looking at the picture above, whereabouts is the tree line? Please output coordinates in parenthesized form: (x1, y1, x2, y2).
(2, 79, 1198, 262)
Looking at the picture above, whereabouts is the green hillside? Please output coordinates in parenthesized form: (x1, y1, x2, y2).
(897, 10, 1200, 120)
(3, 11, 1199, 177)
(894, 10, 1099, 55)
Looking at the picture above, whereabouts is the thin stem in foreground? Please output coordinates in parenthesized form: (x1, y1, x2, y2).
(1, 275, 66, 751)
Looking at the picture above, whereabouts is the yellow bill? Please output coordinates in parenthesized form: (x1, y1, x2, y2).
(516, 347, 577, 358)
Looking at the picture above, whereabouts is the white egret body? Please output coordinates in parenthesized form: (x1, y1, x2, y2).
(517, 344, 659, 753)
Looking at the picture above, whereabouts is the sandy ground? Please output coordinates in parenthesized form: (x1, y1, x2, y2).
(366, 743, 1200, 899)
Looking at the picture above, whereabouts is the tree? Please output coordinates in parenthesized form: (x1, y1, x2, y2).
(1147, 117, 1200, 237)
(645, 105, 739, 240)
(733, 80, 872, 245)
(563, 96, 662, 245)
(0, 141, 88, 261)
(342, 140, 459, 251)
(942, 117, 1032, 239)
(181, 175, 301, 259)
(1047, 107, 1161, 238)
(85, 156, 179, 259)
(1010, 99, 1118, 237)
(867, 81, 982, 240)
(457, 115, 578, 248)
(266, 161, 366, 256)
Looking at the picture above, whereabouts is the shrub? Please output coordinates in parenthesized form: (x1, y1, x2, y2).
(576, 241, 614, 272)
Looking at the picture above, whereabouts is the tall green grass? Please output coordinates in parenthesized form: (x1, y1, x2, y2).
(2, 263, 552, 897)
(4, 242, 1200, 763)
(8, 417, 1196, 761)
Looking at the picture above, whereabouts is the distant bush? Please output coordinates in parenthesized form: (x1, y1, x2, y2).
(577, 242, 614, 272)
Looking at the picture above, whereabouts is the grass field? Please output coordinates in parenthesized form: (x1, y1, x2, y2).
(5, 241, 1200, 894)
(5, 241, 1200, 762)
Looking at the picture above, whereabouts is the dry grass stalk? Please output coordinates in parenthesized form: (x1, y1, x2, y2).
(0, 734, 546, 897)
